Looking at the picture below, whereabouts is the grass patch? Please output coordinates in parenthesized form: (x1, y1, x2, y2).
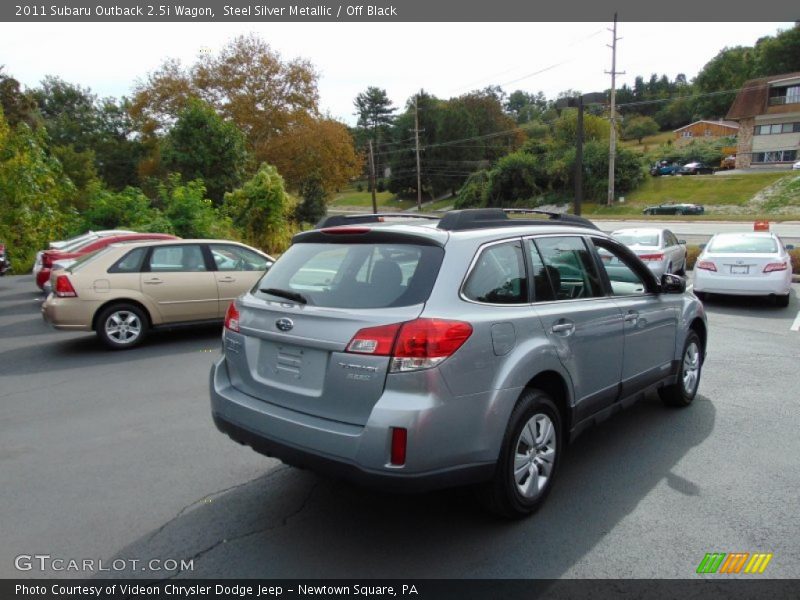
(620, 130, 675, 153)
(329, 190, 417, 210)
(626, 172, 789, 205)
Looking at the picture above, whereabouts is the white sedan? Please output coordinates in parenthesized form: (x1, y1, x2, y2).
(693, 232, 794, 307)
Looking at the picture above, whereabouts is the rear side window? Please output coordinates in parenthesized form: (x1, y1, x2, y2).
(463, 241, 528, 304)
(255, 243, 443, 308)
(108, 247, 147, 273)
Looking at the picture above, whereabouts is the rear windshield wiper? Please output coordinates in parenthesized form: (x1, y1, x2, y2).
(260, 287, 308, 304)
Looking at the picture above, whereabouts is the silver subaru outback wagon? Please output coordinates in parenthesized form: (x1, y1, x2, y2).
(210, 209, 707, 517)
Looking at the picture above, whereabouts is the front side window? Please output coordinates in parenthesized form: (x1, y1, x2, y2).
(593, 240, 648, 296)
(534, 236, 604, 300)
(463, 241, 528, 304)
(210, 244, 272, 272)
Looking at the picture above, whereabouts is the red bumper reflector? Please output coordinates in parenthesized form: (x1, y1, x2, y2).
(390, 428, 407, 466)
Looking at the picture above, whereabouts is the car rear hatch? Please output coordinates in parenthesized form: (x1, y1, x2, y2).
(705, 253, 784, 277)
(224, 227, 446, 427)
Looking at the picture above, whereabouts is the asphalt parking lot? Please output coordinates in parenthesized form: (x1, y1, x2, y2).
(1, 274, 799, 579)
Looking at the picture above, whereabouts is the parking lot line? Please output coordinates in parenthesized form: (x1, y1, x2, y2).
(791, 310, 800, 332)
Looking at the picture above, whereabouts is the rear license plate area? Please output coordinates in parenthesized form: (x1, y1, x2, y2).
(730, 265, 749, 275)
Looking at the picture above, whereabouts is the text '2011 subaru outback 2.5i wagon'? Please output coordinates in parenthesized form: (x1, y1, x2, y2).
(210, 209, 708, 517)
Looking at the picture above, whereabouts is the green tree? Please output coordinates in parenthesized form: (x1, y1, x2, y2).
(161, 98, 247, 205)
(157, 174, 231, 238)
(0, 110, 76, 271)
(222, 164, 296, 255)
(0, 67, 38, 128)
(621, 115, 660, 143)
(82, 183, 171, 232)
(755, 24, 800, 76)
(693, 46, 758, 117)
(485, 152, 541, 206)
(295, 176, 327, 225)
(353, 86, 396, 173)
(553, 110, 611, 146)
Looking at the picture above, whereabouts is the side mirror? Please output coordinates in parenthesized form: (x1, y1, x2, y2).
(678, 239, 687, 245)
(787, 244, 795, 250)
(661, 273, 686, 294)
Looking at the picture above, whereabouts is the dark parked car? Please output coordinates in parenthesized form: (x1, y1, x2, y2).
(0, 242, 8, 276)
(679, 161, 714, 175)
(650, 160, 682, 176)
(643, 203, 705, 216)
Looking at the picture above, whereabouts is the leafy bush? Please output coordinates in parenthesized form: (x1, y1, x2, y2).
(223, 163, 297, 255)
(685, 245, 702, 270)
(157, 174, 232, 239)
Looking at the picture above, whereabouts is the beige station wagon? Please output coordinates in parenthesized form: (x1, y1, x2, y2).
(42, 239, 274, 349)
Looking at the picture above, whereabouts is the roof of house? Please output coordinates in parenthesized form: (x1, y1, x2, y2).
(673, 120, 739, 133)
(726, 71, 800, 120)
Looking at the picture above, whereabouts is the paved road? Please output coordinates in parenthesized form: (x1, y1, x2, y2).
(1, 275, 799, 579)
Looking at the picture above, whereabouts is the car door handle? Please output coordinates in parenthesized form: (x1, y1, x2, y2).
(218, 276, 236, 283)
(143, 278, 163, 285)
(624, 311, 639, 323)
(551, 321, 575, 335)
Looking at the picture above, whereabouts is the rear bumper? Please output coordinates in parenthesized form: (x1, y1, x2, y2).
(694, 270, 791, 296)
(209, 357, 499, 492)
(41, 296, 96, 331)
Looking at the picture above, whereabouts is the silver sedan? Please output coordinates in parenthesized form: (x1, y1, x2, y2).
(611, 228, 688, 277)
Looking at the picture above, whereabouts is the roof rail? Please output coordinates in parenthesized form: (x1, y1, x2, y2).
(436, 208, 599, 231)
(315, 213, 441, 229)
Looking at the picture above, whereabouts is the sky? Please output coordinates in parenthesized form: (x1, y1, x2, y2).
(0, 22, 794, 124)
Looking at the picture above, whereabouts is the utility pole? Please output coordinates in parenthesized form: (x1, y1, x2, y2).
(575, 95, 584, 216)
(413, 94, 423, 211)
(368, 139, 378, 215)
(606, 13, 624, 207)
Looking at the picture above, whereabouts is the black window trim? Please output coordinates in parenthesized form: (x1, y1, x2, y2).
(459, 237, 531, 307)
(588, 236, 661, 296)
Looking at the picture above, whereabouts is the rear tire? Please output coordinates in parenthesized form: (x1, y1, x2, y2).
(478, 389, 562, 518)
(659, 331, 702, 407)
(96, 303, 149, 350)
(775, 294, 790, 308)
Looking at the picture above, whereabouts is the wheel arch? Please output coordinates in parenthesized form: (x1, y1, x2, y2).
(92, 298, 154, 331)
(689, 317, 707, 357)
(522, 370, 572, 445)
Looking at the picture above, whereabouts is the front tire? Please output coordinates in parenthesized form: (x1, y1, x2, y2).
(96, 303, 149, 350)
(659, 331, 702, 407)
(479, 389, 562, 518)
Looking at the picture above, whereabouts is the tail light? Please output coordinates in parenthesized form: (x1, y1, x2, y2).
(346, 318, 473, 373)
(638, 253, 664, 262)
(763, 262, 788, 273)
(42, 253, 54, 268)
(696, 260, 717, 272)
(390, 428, 407, 466)
(346, 323, 401, 355)
(54, 275, 77, 298)
(224, 302, 240, 332)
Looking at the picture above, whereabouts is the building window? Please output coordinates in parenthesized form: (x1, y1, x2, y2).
(752, 150, 798, 163)
(754, 122, 800, 135)
(769, 85, 800, 106)
(681, 131, 693, 138)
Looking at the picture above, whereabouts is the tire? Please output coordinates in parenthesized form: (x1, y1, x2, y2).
(774, 294, 790, 308)
(96, 303, 149, 350)
(694, 291, 706, 301)
(478, 389, 562, 518)
(659, 331, 702, 407)
(676, 256, 687, 277)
